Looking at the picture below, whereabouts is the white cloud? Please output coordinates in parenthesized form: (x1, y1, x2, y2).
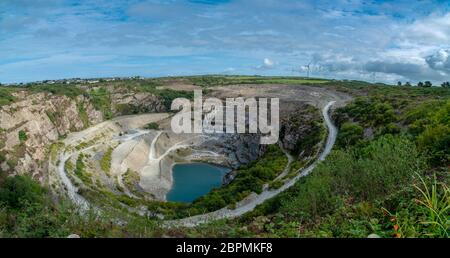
(256, 58, 276, 69)
(1, 1, 450, 84)
(402, 13, 450, 44)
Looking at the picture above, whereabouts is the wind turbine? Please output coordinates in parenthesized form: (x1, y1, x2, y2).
(291, 58, 314, 78)
(300, 60, 313, 78)
(305, 61, 312, 78)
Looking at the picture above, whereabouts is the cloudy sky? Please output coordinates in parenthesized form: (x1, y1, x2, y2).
(1, 0, 450, 84)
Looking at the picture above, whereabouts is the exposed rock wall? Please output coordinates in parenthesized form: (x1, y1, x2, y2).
(0, 92, 103, 181)
(279, 103, 323, 159)
(0, 86, 168, 182)
(110, 90, 166, 115)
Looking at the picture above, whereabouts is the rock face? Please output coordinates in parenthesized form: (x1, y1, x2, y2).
(200, 102, 323, 185)
(0, 87, 167, 182)
(279, 103, 323, 159)
(205, 134, 265, 169)
(0, 92, 102, 181)
(111, 91, 166, 115)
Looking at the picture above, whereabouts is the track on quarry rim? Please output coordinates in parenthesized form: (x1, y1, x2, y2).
(53, 84, 347, 226)
(167, 101, 337, 227)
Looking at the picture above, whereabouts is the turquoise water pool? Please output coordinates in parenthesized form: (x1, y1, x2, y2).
(166, 163, 230, 202)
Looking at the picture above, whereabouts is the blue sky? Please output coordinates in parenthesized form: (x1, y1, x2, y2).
(1, 0, 450, 84)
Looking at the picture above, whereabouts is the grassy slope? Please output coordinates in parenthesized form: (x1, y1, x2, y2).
(0, 86, 17, 107)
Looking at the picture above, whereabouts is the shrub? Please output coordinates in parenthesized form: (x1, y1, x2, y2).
(0, 176, 45, 210)
(18, 130, 27, 143)
(337, 122, 363, 147)
(279, 135, 425, 219)
(144, 122, 159, 130)
(156, 89, 194, 109)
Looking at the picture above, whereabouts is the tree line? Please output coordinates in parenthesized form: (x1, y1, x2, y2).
(397, 81, 450, 88)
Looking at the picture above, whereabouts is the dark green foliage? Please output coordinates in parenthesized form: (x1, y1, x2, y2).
(405, 99, 450, 166)
(0, 176, 45, 210)
(323, 79, 450, 98)
(75, 154, 90, 183)
(144, 122, 159, 130)
(18, 130, 27, 143)
(0, 152, 6, 164)
(337, 122, 363, 147)
(0, 176, 162, 237)
(336, 95, 449, 167)
(337, 97, 396, 127)
(279, 136, 424, 219)
(156, 89, 194, 109)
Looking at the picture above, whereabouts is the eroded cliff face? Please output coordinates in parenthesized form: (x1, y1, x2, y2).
(0, 88, 166, 183)
(0, 92, 103, 181)
(279, 102, 324, 160)
(111, 91, 166, 115)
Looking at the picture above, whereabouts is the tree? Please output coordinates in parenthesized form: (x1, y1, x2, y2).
(441, 81, 450, 88)
(397, 81, 402, 86)
(337, 122, 364, 147)
(405, 82, 412, 87)
(424, 81, 432, 87)
(417, 81, 424, 87)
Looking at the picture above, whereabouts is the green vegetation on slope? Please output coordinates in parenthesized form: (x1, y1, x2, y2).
(0, 175, 163, 237)
(86, 87, 113, 119)
(29, 84, 84, 99)
(334, 95, 450, 167)
(181, 136, 448, 238)
(155, 89, 194, 109)
(100, 147, 113, 174)
(0, 87, 16, 107)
